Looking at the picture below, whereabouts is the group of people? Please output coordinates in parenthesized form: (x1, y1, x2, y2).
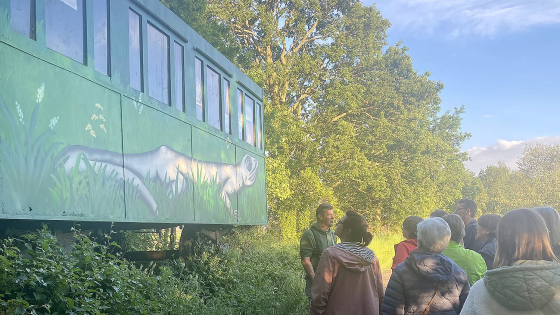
(300, 201, 560, 315)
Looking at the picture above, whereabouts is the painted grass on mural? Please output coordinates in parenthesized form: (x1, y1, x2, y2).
(0, 93, 62, 214)
(0, 91, 244, 222)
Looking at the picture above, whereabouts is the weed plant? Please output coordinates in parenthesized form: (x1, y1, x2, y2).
(0, 227, 310, 315)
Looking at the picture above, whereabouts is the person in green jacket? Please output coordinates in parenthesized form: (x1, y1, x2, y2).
(442, 214, 487, 285)
(300, 203, 338, 301)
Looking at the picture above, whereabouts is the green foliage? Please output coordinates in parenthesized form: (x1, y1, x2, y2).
(0, 228, 310, 315)
(474, 144, 560, 215)
(161, 0, 472, 234)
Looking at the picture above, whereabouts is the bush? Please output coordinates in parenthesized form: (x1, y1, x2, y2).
(0, 227, 309, 315)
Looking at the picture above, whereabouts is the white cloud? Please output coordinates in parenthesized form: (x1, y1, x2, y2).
(464, 135, 560, 173)
(372, 0, 560, 38)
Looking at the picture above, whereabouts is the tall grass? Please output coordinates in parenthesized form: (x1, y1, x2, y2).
(369, 233, 404, 271)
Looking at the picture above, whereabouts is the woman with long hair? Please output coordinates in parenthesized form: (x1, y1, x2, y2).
(310, 211, 384, 315)
(534, 206, 560, 257)
(461, 209, 560, 315)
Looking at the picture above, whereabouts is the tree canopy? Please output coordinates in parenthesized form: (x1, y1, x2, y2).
(163, 0, 476, 238)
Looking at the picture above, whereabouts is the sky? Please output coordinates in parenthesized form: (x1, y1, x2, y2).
(361, 0, 560, 173)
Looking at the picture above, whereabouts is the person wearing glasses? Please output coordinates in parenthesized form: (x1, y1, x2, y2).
(455, 199, 480, 250)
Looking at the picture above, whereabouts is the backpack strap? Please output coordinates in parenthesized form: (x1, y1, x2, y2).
(422, 283, 441, 315)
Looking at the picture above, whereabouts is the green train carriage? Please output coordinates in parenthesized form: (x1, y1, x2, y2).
(0, 0, 267, 237)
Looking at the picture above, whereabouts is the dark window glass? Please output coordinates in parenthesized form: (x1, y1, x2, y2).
(174, 42, 184, 111)
(128, 10, 142, 91)
(93, 0, 109, 75)
(223, 79, 231, 134)
(10, 0, 35, 39)
(45, 0, 84, 63)
(195, 58, 204, 121)
(207, 67, 221, 130)
(147, 23, 169, 104)
(129, 9, 142, 91)
(245, 96, 254, 145)
(256, 102, 262, 149)
(237, 89, 243, 140)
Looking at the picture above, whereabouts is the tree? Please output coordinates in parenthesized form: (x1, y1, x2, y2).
(163, 0, 473, 236)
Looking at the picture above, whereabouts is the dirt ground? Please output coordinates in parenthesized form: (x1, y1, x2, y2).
(381, 269, 393, 290)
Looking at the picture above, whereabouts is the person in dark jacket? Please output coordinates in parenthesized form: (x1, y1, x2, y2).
(475, 214, 501, 270)
(382, 217, 470, 315)
(455, 199, 480, 250)
(391, 216, 423, 270)
(300, 204, 338, 300)
(534, 206, 560, 257)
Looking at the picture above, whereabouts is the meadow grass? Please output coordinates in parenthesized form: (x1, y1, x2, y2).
(369, 233, 403, 271)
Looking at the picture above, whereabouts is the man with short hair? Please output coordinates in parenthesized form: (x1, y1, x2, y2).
(300, 203, 337, 301)
(455, 198, 480, 250)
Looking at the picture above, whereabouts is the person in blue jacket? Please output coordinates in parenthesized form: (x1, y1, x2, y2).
(382, 217, 470, 315)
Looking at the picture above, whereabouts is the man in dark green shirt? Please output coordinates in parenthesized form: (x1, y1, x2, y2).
(300, 203, 337, 300)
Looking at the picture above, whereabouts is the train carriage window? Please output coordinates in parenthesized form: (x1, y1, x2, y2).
(195, 58, 204, 121)
(129, 9, 142, 91)
(147, 23, 169, 104)
(45, 0, 85, 63)
(174, 42, 184, 111)
(207, 66, 221, 130)
(10, 0, 35, 39)
(256, 102, 262, 149)
(223, 79, 231, 134)
(93, 0, 109, 75)
(237, 89, 244, 140)
(245, 96, 255, 145)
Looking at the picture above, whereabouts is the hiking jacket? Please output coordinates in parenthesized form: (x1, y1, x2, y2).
(460, 260, 560, 315)
(382, 251, 470, 315)
(443, 241, 487, 285)
(392, 239, 417, 270)
(300, 224, 338, 271)
(476, 237, 497, 270)
(310, 243, 384, 315)
(463, 220, 480, 251)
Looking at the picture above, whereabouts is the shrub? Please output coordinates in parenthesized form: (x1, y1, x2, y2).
(0, 227, 309, 315)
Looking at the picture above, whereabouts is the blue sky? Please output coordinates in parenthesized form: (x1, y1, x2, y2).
(362, 0, 560, 172)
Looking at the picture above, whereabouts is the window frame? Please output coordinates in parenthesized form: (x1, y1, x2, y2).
(205, 65, 222, 131)
(9, 0, 36, 40)
(44, 0, 86, 64)
(146, 21, 170, 105)
(93, 0, 110, 76)
(128, 7, 143, 92)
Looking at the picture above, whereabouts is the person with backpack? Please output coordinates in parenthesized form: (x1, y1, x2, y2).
(300, 203, 338, 301)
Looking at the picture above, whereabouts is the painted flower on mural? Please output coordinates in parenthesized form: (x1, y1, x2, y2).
(36, 83, 45, 103)
(85, 103, 106, 138)
(49, 117, 59, 130)
(15, 102, 24, 125)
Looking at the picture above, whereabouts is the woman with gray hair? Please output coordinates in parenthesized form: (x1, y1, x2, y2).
(382, 218, 470, 315)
